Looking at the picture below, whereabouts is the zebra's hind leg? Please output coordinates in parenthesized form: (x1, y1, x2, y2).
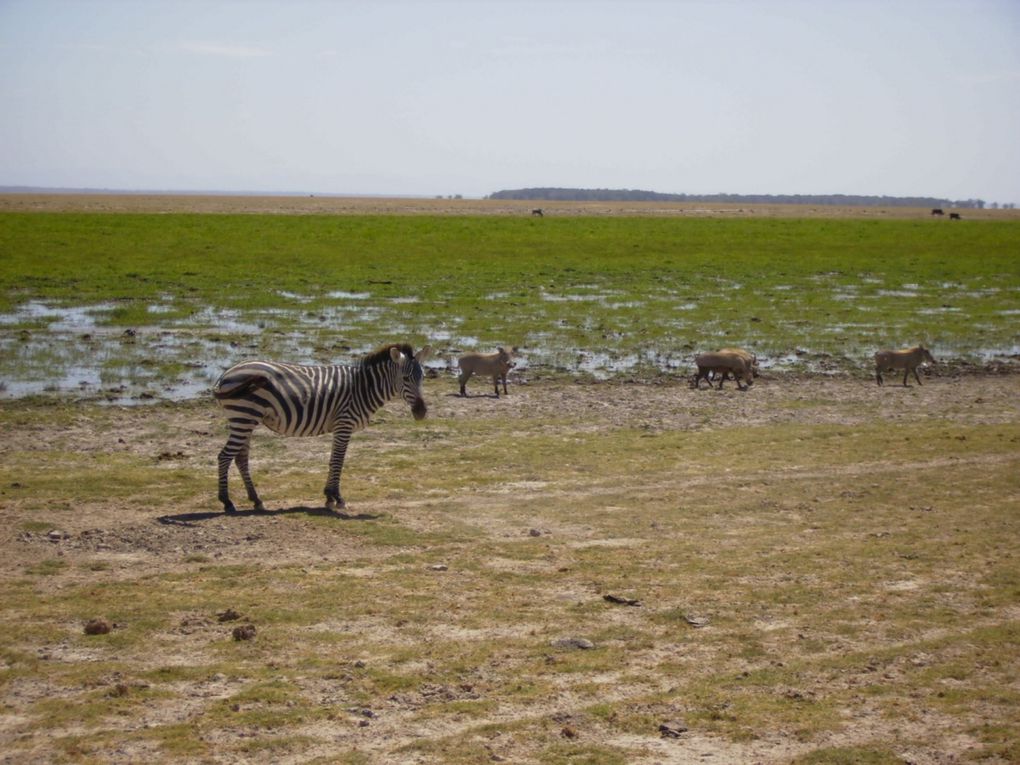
(218, 446, 238, 513)
(324, 426, 353, 511)
(218, 422, 258, 513)
(235, 446, 266, 511)
(324, 490, 346, 511)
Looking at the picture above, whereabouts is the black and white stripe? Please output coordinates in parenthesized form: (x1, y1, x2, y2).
(213, 344, 431, 513)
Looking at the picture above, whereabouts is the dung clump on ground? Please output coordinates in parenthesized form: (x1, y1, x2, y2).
(84, 618, 112, 635)
(232, 624, 257, 641)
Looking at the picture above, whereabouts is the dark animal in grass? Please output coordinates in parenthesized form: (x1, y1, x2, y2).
(874, 344, 936, 386)
(458, 347, 515, 397)
(691, 351, 754, 391)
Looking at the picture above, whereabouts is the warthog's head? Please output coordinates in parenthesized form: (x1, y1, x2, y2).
(739, 363, 754, 387)
(497, 346, 516, 371)
(919, 345, 936, 366)
(391, 345, 432, 420)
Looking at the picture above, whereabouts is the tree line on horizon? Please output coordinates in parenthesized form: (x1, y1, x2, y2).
(487, 188, 1002, 209)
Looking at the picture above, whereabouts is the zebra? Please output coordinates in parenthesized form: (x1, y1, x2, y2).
(213, 343, 432, 513)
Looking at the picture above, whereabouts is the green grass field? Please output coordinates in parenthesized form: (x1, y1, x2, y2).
(1, 213, 1018, 395)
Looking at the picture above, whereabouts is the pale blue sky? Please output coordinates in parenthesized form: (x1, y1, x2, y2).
(1, 0, 1018, 202)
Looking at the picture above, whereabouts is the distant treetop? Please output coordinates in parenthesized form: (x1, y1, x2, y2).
(487, 188, 989, 208)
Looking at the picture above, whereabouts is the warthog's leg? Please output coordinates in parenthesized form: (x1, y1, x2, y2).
(458, 370, 472, 397)
(492, 375, 500, 397)
(876, 367, 884, 386)
(912, 365, 923, 385)
(324, 424, 353, 510)
(500, 373, 508, 395)
(902, 367, 910, 387)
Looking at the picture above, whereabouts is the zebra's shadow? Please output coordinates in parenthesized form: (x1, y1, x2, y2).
(157, 507, 380, 526)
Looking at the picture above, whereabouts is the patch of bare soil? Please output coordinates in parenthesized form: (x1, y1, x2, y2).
(2, 373, 1018, 763)
(4, 370, 1018, 576)
(4, 371, 1018, 594)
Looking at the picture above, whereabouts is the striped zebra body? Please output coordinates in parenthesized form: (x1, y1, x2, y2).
(214, 344, 431, 513)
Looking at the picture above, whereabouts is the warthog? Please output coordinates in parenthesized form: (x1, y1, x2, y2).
(458, 347, 515, 397)
(717, 347, 759, 379)
(874, 344, 936, 386)
(691, 351, 754, 391)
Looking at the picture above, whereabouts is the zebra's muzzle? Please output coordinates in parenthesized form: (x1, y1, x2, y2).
(411, 398, 427, 420)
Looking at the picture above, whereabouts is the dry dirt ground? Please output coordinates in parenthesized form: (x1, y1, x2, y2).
(1, 371, 1011, 571)
(3, 371, 1015, 571)
(5, 372, 1016, 572)
(1, 372, 1019, 764)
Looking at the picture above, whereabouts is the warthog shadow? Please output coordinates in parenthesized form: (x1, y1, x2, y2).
(445, 391, 500, 400)
(157, 507, 380, 526)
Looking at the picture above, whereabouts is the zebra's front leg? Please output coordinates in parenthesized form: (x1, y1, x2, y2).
(235, 446, 266, 511)
(324, 426, 353, 511)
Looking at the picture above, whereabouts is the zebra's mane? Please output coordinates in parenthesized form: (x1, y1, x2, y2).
(360, 343, 415, 368)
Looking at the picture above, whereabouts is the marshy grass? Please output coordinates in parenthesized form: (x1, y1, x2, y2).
(1, 213, 1019, 398)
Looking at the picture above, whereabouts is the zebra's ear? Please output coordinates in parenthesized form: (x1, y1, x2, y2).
(416, 345, 432, 364)
(390, 346, 403, 363)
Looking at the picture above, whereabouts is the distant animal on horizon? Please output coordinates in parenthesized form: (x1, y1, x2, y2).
(690, 351, 754, 391)
(213, 344, 431, 513)
(949, 212, 961, 220)
(874, 344, 935, 387)
(458, 347, 516, 397)
(531, 208, 544, 217)
(931, 208, 944, 216)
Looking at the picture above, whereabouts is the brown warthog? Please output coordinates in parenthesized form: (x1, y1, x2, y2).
(691, 351, 754, 391)
(874, 344, 936, 386)
(716, 347, 760, 380)
(458, 347, 515, 397)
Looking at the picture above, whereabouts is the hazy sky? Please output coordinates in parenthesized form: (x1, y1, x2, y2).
(2, 0, 1018, 202)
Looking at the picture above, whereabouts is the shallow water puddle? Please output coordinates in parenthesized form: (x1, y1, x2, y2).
(1, 294, 1017, 403)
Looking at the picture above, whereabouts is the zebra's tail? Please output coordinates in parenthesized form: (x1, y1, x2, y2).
(213, 372, 268, 400)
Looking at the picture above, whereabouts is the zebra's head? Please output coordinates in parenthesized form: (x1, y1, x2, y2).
(390, 345, 431, 420)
